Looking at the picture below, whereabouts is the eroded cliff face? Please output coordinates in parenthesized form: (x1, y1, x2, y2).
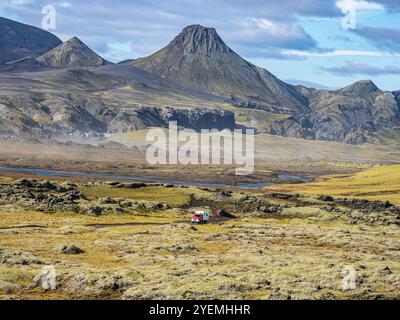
(107, 106, 235, 133)
(0, 93, 235, 137)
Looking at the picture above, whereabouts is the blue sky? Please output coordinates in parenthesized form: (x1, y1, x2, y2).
(1, 0, 400, 90)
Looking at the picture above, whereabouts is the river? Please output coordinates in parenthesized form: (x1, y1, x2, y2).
(0, 166, 311, 189)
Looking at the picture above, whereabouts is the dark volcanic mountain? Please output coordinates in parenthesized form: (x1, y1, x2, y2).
(37, 37, 111, 68)
(132, 25, 309, 114)
(0, 17, 62, 64)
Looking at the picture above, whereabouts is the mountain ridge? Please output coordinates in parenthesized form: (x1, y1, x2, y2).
(0, 17, 399, 144)
(0, 17, 62, 64)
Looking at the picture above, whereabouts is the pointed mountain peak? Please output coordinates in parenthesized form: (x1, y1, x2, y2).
(132, 25, 308, 113)
(65, 36, 85, 45)
(340, 80, 381, 95)
(172, 24, 231, 54)
(181, 24, 216, 35)
(37, 37, 111, 68)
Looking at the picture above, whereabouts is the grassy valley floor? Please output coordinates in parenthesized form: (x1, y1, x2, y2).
(269, 165, 400, 205)
(0, 165, 399, 300)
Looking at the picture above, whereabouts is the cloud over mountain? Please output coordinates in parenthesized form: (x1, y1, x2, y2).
(323, 60, 400, 76)
(1, 0, 400, 90)
(352, 26, 400, 51)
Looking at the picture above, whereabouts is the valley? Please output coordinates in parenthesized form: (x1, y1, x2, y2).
(1, 135, 398, 186)
(0, 135, 399, 300)
(0, 13, 399, 301)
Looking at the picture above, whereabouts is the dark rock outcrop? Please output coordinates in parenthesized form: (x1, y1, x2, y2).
(315, 195, 334, 202)
(56, 245, 85, 255)
(0, 179, 83, 213)
(108, 106, 236, 133)
(335, 197, 395, 213)
(213, 209, 237, 219)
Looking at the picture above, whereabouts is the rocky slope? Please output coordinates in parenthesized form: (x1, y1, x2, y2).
(37, 37, 111, 68)
(266, 80, 400, 144)
(132, 25, 309, 114)
(0, 17, 62, 64)
(0, 57, 47, 73)
(0, 63, 234, 137)
(0, 92, 234, 137)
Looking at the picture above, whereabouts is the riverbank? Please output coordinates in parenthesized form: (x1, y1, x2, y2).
(0, 166, 311, 189)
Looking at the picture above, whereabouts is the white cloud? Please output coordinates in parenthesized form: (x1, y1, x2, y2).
(57, 2, 72, 8)
(335, 0, 384, 12)
(231, 17, 317, 51)
(323, 60, 400, 76)
(282, 49, 400, 57)
(245, 18, 306, 39)
(2, 0, 35, 5)
(335, 0, 384, 30)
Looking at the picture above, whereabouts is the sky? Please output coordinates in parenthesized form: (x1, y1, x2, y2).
(1, 0, 400, 91)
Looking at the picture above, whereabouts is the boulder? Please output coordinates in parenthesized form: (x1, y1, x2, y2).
(87, 206, 105, 216)
(56, 245, 85, 255)
(99, 197, 118, 205)
(213, 209, 236, 219)
(316, 195, 334, 202)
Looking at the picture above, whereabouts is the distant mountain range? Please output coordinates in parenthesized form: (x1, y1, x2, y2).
(0, 17, 399, 144)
